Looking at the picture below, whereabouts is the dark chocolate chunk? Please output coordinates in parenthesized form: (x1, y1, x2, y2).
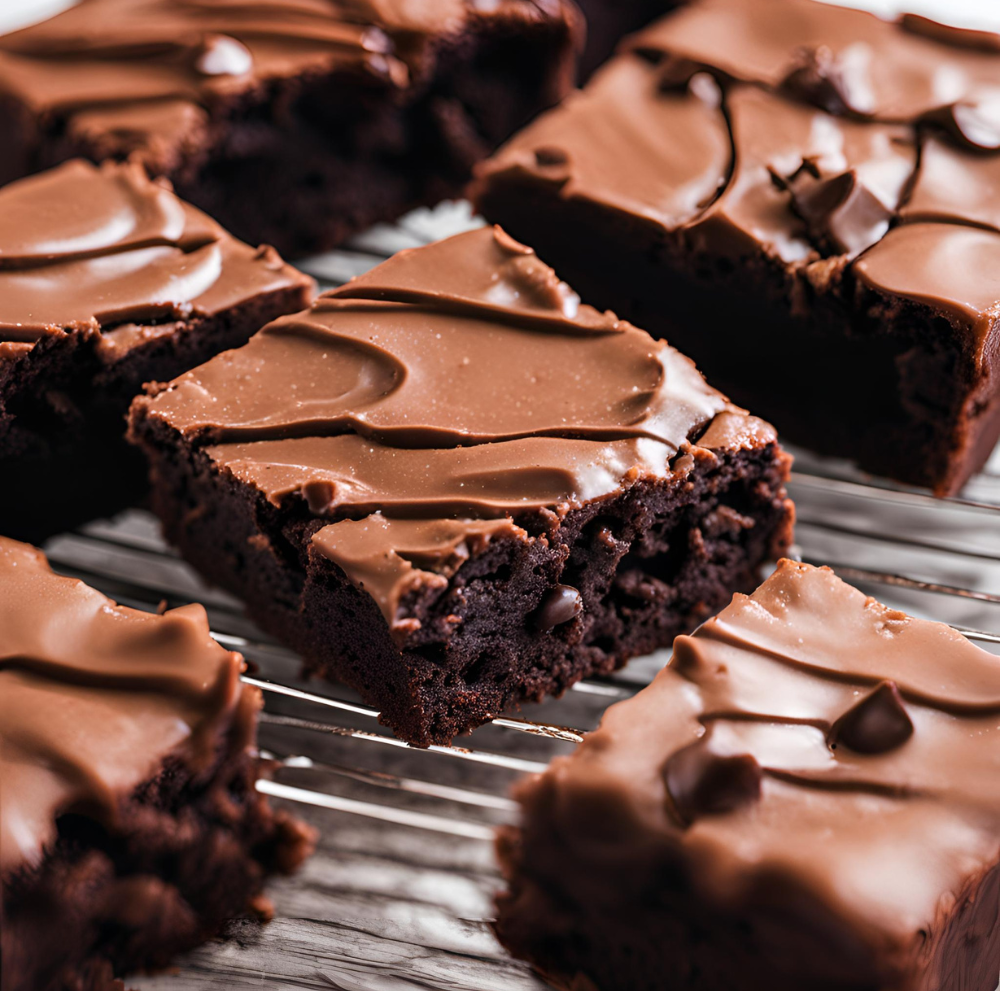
(781, 47, 875, 117)
(663, 739, 762, 824)
(789, 169, 893, 256)
(534, 584, 584, 631)
(828, 680, 914, 755)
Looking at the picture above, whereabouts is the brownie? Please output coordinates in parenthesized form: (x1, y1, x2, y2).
(575, 0, 681, 79)
(0, 158, 312, 542)
(471, 0, 1000, 495)
(0, 536, 314, 991)
(128, 225, 793, 746)
(495, 559, 1000, 991)
(0, 0, 580, 258)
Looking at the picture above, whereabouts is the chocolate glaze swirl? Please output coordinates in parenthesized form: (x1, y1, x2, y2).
(0, 159, 311, 342)
(135, 226, 777, 633)
(0, 537, 254, 873)
(0, 0, 550, 168)
(475, 0, 1000, 357)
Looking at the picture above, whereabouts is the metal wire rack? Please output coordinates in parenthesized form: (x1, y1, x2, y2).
(39, 202, 1000, 991)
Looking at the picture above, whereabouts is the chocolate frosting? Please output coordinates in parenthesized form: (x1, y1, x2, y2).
(475, 0, 1000, 341)
(136, 226, 777, 636)
(0, 0, 552, 166)
(524, 560, 1000, 968)
(0, 537, 254, 873)
(0, 159, 311, 342)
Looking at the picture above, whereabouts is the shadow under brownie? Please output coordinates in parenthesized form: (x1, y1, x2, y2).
(0, 0, 581, 258)
(495, 560, 1000, 991)
(0, 158, 312, 542)
(129, 225, 793, 746)
(471, 0, 1000, 495)
(0, 536, 314, 991)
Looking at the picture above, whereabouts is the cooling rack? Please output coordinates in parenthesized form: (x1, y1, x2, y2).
(33, 201, 1000, 991)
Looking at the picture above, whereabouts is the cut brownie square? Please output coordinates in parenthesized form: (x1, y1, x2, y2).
(0, 536, 314, 991)
(495, 559, 1000, 991)
(471, 0, 1000, 495)
(0, 158, 312, 541)
(0, 0, 581, 258)
(128, 225, 793, 746)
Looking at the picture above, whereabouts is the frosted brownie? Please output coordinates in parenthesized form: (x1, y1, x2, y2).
(129, 225, 793, 745)
(0, 536, 314, 991)
(0, 0, 580, 257)
(496, 560, 1000, 991)
(0, 159, 312, 540)
(472, 0, 1000, 494)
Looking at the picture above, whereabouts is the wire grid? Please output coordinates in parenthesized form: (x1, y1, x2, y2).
(39, 202, 1000, 990)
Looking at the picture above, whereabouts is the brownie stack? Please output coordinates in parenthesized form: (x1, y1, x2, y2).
(129, 226, 793, 745)
(472, 0, 1000, 494)
(0, 0, 581, 256)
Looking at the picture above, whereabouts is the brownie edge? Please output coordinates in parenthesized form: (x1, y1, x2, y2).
(129, 226, 793, 746)
(0, 537, 315, 991)
(494, 561, 1000, 991)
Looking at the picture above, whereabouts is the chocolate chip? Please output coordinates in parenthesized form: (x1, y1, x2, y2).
(828, 680, 914, 755)
(663, 740, 762, 825)
(789, 169, 891, 256)
(782, 47, 875, 117)
(533, 584, 583, 632)
(302, 480, 335, 514)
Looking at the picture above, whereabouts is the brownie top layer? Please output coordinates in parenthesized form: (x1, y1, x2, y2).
(474, 0, 1000, 351)
(134, 225, 777, 633)
(0, 536, 255, 874)
(0, 0, 574, 166)
(531, 560, 1000, 955)
(0, 158, 311, 349)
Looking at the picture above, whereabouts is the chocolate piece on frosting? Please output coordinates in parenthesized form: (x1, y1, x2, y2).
(472, 0, 1000, 495)
(495, 560, 1000, 991)
(129, 226, 793, 746)
(0, 536, 313, 991)
(0, 0, 580, 257)
(0, 158, 311, 541)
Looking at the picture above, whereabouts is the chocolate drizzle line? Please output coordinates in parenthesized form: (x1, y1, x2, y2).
(137, 226, 777, 638)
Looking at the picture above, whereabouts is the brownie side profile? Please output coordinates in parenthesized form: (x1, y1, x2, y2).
(495, 560, 1000, 991)
(0, 159, 313, 542)
(0, 0, 580, 258)
(129, 226, 793, 746)
(0, 537, 314, 991)
(471, 0, 1000, 495)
